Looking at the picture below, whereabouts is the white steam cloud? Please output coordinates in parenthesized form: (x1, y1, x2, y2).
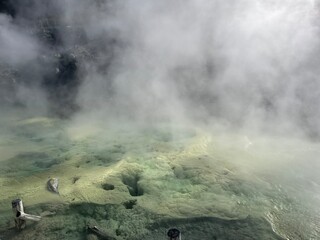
(1, 0, 320, 137)
(0, 14, 38, 65)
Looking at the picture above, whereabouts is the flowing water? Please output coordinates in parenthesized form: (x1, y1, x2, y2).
(0, 110, 319, 240)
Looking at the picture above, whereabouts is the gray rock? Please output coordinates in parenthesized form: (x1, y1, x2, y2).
(47, 177, 59, 194)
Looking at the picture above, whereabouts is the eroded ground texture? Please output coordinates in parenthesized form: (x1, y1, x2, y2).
(0, 113, 320, 240)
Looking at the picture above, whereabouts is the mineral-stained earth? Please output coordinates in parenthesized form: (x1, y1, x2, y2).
(0, 112, 319, 239)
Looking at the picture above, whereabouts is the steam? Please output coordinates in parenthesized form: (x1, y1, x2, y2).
(1, 0, 319, 138)
(0, 15, 38, 65)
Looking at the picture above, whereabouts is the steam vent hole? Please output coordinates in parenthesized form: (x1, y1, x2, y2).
(122, 174, 144, 196)
(102, 183, 115, 191)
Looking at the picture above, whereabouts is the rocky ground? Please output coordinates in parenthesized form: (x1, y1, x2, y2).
(0, 115, 319, 239)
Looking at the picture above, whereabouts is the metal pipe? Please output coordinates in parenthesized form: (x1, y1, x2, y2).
(11, 199, 41, 230)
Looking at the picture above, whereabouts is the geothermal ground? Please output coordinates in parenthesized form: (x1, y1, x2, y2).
(0, 111, 319, 240)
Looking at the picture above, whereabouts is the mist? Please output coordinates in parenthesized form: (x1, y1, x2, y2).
(0, 0, 319, 138)
(0, 1, 320, 239)
(61, 0, 320, 138)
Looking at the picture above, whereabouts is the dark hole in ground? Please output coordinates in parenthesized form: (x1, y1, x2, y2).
(122, 199, 137, 209)
(72, 176, 80, 184)
(102, 183, 115, 191)
(122, 174, 144, 196)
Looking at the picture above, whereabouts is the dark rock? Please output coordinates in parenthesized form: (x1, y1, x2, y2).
(0, 0, 16, 17)
(42, 53, 80, 118)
